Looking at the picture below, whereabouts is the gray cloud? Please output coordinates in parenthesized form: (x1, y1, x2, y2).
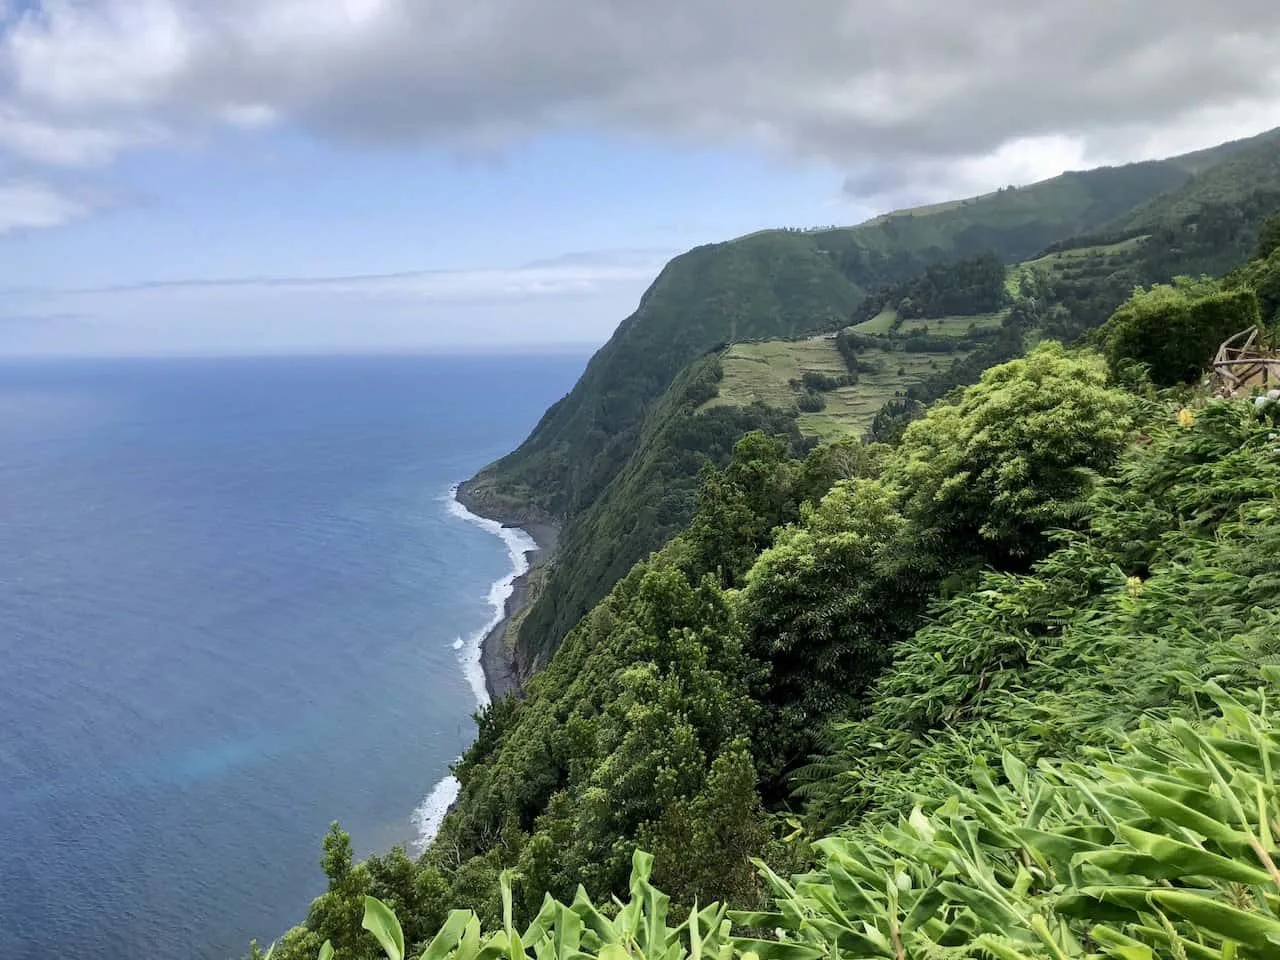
(1, 1, 1279, 203)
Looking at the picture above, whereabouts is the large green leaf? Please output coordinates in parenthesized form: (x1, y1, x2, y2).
(1146, 889, 1280, 950)
(363, 896, 406, 960)
(424, 911, 475, 960)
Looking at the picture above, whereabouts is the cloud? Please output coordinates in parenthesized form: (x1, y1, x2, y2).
(1, 1, 1279, 201)
(0, 179, 92, 232)
(0, 105, 161, 165)
(19, 249, 669, 300)
(0, 250, 669, 354)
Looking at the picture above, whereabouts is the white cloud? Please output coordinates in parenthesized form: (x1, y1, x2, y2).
(6, 0, 193, 110)
(0, 105, 161, 165)
(55, 251, 669, 301)
(0, 1, 1277, 200)
(0, 179, 91, 232)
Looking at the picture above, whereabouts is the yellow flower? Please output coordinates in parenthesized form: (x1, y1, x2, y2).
(1177, 407, 1195, 429)
(1126, 576, 1144, 597)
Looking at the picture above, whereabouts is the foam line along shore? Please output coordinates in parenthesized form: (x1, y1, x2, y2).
(409, 483, 558, 852)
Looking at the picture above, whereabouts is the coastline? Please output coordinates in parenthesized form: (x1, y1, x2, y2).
(412, 486, 557, 852)
(443, 484, 558, 706)
(452, 477, 558, 702)
(478, 520, 557, 700)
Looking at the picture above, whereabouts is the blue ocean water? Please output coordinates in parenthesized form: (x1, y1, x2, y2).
(0, 354, 585, 960)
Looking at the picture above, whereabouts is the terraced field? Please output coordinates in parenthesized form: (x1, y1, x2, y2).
(1006, 236, 1149, 293)
(897, 309, 1008, 336)
(852, 306, 899, 333)
(702, 337, 956, 441)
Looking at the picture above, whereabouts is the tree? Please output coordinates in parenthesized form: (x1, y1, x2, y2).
(894, 342, 1136, 565)
(304, 823, 372, 958)
(681, 432, 799, 587)
(739, 478, 921, 782)
(649, 740, 767, 906)
(791, 436, 880, 506)
(1255, 210, 1280, 260)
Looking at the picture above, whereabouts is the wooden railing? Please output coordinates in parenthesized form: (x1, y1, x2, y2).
(1211, 326, 1280, 395)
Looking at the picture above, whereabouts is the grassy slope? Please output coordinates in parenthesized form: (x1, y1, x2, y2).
(1004, 237, 1148, 296)
(705, 338, 953, 441)
(705, 294, 1008, 442)
(853, 307, 899, 333)
(897, 309, 1007, 336)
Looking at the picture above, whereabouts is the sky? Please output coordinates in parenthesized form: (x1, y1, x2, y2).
(0, 1, 1278, 356)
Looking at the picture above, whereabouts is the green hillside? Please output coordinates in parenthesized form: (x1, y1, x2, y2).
(460, 138, 1275, 666)
(808, 159, 1189, 274)
(265, 280, 1280, 957)
(1110, 125, 1280, 232)
(1009, 125, 1280, 301)
(459, 231, 862, 524)
(1162, 124, 1280, 174)
(507, 356, 804, 674)
(259, 211, 1280, 960)
(462, 149, 1224, 529)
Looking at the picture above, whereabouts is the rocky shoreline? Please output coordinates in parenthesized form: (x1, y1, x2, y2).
(455, 479, 558, 702)
(478, 521, 557, 700)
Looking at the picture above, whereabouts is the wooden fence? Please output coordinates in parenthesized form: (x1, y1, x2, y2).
(1210, 326, 1280, 395)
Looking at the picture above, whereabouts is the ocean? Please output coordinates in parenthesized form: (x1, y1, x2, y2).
(0, 353, 585, 960)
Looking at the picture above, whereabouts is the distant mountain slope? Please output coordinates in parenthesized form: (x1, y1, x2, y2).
(509, 356, 804, 673)
(460, 231, 860, 523)
(1113, 126, 1280, 228)
(462, 127, 1280, 667)
(1017, 128, 1280, 317)
(1160, 125, 1280, 176)
(813, 160, 1190, 276)
(462, 155, 1207, 525)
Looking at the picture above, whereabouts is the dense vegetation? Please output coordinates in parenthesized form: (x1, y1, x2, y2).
(264, 331, 1280, 958)
(462, 131, 1280, 671)
(286, 669, 1280, 960)
(850, 252, 1008, 327)
(864, 207, 1280, 442)
(513, 356, 809, 672)
(1228, 222, 1280, 325)
(1097, 281, 1260, 385)
(1109, 126, 1280, 234)
(254, 139, 1280, 960)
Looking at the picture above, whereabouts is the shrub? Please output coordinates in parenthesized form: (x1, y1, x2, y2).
(894, 342, 1136, 564)
(798, 370, 843, 392)
(1102, 281, 1262, 384)
(301, 671, 1280, 960)
(795, 391, 825, 412)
